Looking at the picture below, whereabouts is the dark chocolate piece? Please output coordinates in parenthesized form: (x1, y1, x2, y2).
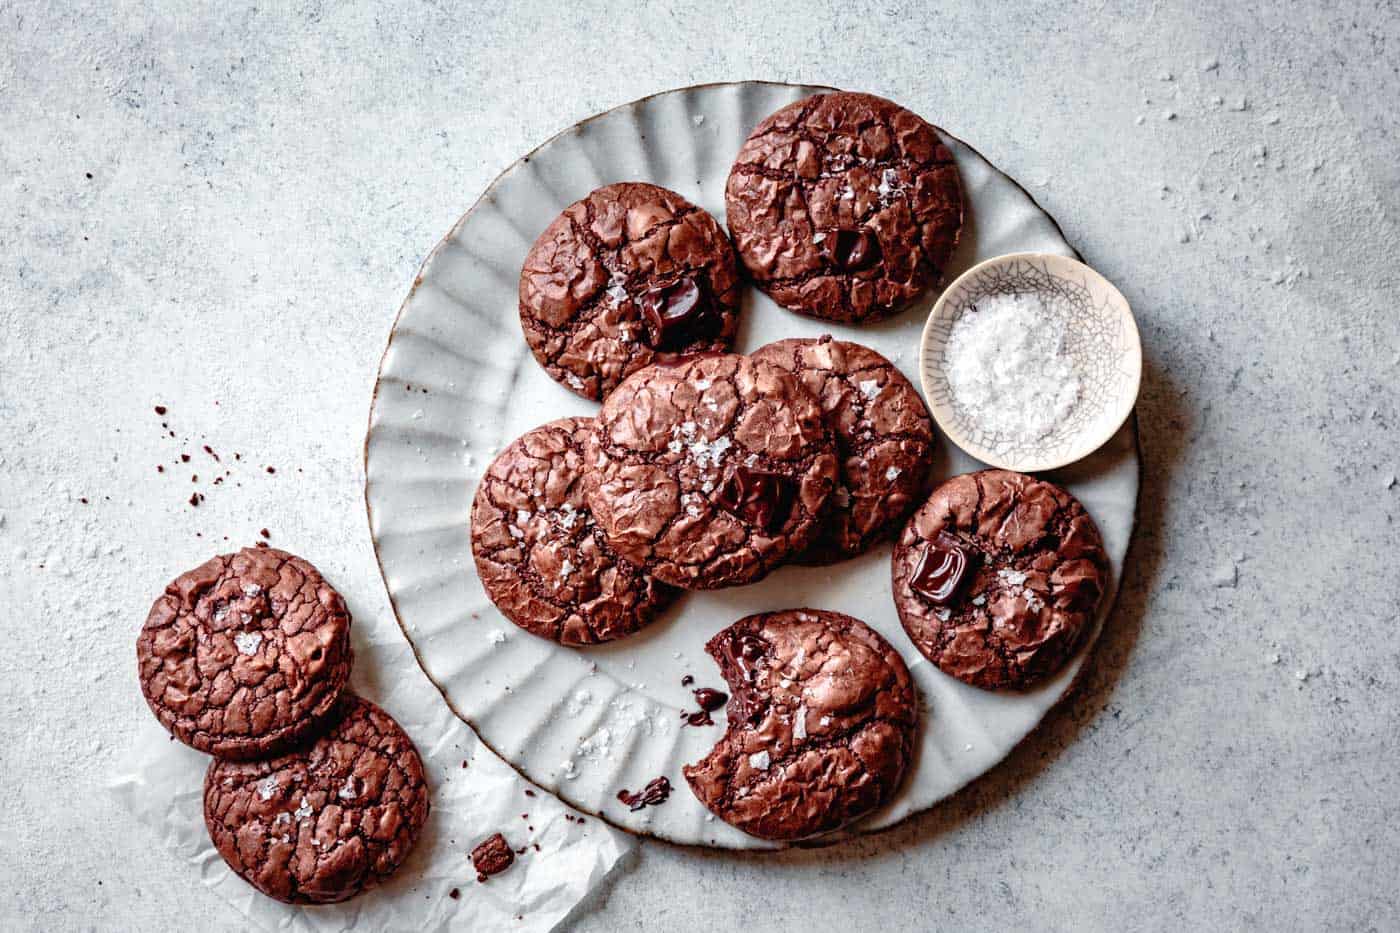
(640, 276, 714, 349)
(616, 776, 672, 811)
(471, 833, 515, 879)
(716, 465, 796, 533)
(910, 531, 976, 605)
(820, 227, 881, 271)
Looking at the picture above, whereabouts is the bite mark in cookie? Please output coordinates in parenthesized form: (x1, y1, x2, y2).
(137, 547, 353, 760)
(519, 182, 741, 400)
(725, 91, 964, 323)
(471, 417, 677, 645)
(683, 609, 917, 841)
(584, 354, 839, 590)
(203, 696, 430, 904)
(891, 469, 1109, 690)
(752, 336, 935, 564)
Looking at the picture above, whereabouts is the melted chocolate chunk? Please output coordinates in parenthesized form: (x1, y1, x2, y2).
(693, 687, 728, 711)
(910, 531, 977, 606)
(714, 632, 769, 726)
(682, 687, 730, 727)
(715, 465, 796, 533)
(616, 776, 672, 811)
(640, 276, 713, 349)
(820, 227, 882, 271)
(470, 833, 514, 879)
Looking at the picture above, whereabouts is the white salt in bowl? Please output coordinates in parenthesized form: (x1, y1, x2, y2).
(919, 251, 1141, 472)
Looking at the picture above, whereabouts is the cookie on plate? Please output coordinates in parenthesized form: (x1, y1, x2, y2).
(751, 336, 935, 563)
(137, 547, 353, 760)
(725, 91, 963, 323)
(683, 609, 917, 841)
(519, 182, 742, 401)
(584, 353, 839, 590)
(891, 469, 1109, 690)
(203, 695, 430, 904)
(471, 417, 678, 645)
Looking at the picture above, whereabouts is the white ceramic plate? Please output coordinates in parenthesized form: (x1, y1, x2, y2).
(364, 82, 1140, 850)
(920, 252, 1142, 472)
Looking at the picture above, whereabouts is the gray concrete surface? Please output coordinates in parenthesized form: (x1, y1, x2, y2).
(3, 1, 1399, 930)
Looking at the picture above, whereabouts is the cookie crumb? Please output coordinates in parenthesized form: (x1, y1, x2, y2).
(471, 833, 515, 879)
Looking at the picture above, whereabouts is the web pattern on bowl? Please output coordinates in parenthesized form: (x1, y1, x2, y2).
(923, 258, 1133, 464)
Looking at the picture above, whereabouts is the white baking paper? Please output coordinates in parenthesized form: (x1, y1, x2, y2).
(107, 613, 635, 932)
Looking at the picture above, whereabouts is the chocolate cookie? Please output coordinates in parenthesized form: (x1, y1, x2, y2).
(891, 470, 1109, 690)
(751, 336, 935, 563)
(725, 91, 963, 323)
(471, 417, 677, 644)
(519, 182, 742, 400)
(584, 353, 839, 590)
(137, 547, 353, 760)
(203, 695, 430, 904)
(683, 609, 917, 841)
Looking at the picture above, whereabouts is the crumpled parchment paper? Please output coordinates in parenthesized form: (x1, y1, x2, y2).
(108, 613, 635, 932)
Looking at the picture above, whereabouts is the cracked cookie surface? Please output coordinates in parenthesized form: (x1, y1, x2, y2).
(891, 469, 1109, 690)
(471, 417, 678, 644)
(519, 182, 741, 401)
(752, 336, 935, 564)
(682, 609, 917, 841)
(725, 91, 963, 323)
(203, 695, 430, 904)
(137, 546, 353, 760)
(584, 353, 838, 590)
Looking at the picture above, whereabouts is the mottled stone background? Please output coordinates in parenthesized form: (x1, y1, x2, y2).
(2, 1, 1398, 930)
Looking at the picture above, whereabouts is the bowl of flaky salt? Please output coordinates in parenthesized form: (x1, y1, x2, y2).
(919, 251, 1141, 473)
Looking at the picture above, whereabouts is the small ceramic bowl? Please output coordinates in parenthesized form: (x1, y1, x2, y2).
(919, 251, 1141, 473)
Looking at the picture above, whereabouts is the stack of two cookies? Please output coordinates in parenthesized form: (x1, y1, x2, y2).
(136, 547, 429, 903)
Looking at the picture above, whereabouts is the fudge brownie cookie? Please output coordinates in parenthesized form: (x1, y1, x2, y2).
(891, 470, 1109, 690)
(683, 609, 917, 841)
(519, 182, 742, 400)
(584, 353, 839, 590)
(203, 695, 430, 904)
(751, 336, 935, 563)
(725, 91, 963, 323)
(137, 547, 353, 760)
(471, 417, 677, 644)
